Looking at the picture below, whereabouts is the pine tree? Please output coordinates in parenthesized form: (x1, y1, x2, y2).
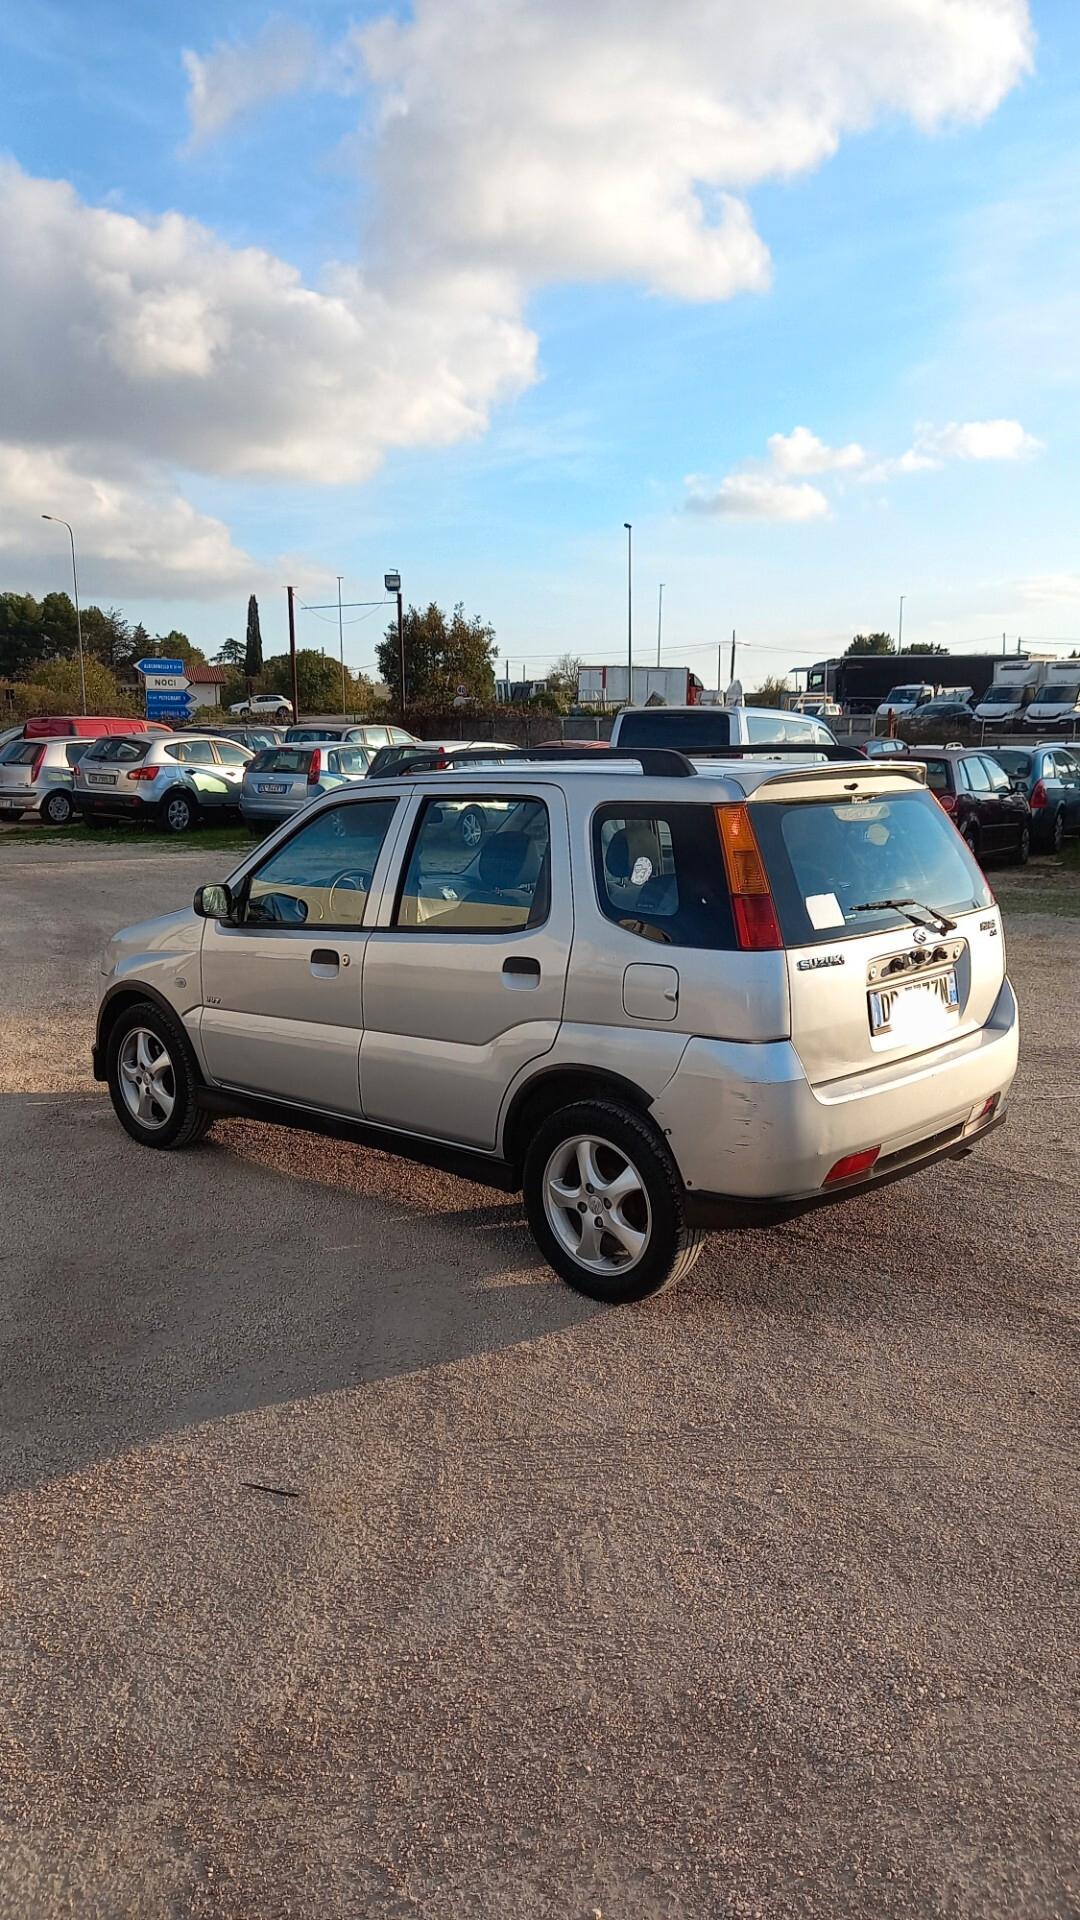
(244, 596, 263, 679)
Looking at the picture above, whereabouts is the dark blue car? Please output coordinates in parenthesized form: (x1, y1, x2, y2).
(986, 745, 1080, 853)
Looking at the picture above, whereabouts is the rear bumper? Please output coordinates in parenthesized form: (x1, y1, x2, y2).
(239, 798, 302, 824)
(79, 791, 149, 815)
(655, 977, 1018, 1209)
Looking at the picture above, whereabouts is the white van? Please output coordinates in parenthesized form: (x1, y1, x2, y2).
(1024, 664, 1080, 731)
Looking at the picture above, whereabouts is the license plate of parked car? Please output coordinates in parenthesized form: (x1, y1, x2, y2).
(258, 782, 288, 794)
(868, 969, 959, 1038)
(87, 773, 117, 786)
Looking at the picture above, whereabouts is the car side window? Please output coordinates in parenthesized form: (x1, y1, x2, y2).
(592, 804, 737, 950)
(214, 742, 250, 766)
(964, 757, 991, 793)
(170, 739, 217, 766)
(980, 756, 1010, 793)
(394, 796, 550, 932)
(745, 712, 824, 745)
(244, 800, 398, 929)
(1053, 752, 1076, 778)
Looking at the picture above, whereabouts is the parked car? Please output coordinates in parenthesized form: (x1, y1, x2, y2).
(75, 733, 253, 833)
(906, 694, 976, 734)
(862, 738, 910, 759)
(190, 724, 286, 751)
(284, 724, 418, 748)
(0, 735, 93, 824)
(94, 746, 1015, 1303)
(875, 683, 936, 720)
(609, 706, 837, 750)
(240, 742, 373, 833)
(23, 714, 171, 738)
(984, 745, 1080, 853)
(913, 747, 1032, 863)
(229, 694, 294, 722)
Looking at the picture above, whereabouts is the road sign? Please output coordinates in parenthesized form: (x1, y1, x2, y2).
(142, 673, 188, 692)
(146, 691, 197, 718)
(135, 656, 185, 677)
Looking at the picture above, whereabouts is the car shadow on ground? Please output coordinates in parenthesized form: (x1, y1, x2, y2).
(0, 1092, 603, 1497)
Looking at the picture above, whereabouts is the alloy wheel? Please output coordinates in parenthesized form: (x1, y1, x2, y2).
(118, 1028, 176, 1130)
(542, 1134, 653, 1276)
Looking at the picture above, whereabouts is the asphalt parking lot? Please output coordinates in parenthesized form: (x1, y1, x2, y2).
(0, 837, 1077, 1919)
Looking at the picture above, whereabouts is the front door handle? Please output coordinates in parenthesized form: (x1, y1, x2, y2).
(502, 955, 541, 986)
(310, 948, 340, 978)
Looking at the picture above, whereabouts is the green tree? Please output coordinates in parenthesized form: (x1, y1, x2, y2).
(245, 595, 263, 679)
(13, 657, 138, 718)
(846, 633, 895, 655)
(215, 636, 245, 669)
(745, 674, 791, 707)
(898, 641, 949, 655)
(262, 649, 342, 712)
(376, 602, 497, 710)
(548, 651, 582, 696)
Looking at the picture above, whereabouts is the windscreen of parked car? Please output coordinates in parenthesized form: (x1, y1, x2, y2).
(245, 799, 398, 927)
(988, 750, 1031, 780)
(980, 683, 1019, 704)
(81, 738, 151, 763)
(247, 749, 314, 774)
(752, 789, 992, 946)
(1037, 684, 1080, 702)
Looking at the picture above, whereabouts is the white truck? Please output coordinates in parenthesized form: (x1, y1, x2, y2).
(973, 659, 1052, 726)
(1023, 661, 1080, 731)
(577, 665, 704, 709)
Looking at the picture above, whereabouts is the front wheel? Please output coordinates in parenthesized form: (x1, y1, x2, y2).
(1047, 809, 1065, 855)
(105, 1002, 212, 1150)
(962, 821, 980, 859)
(41, 790, 74, 826)
(523, 1099, 704, 1303)
(159, 790, 197, 835)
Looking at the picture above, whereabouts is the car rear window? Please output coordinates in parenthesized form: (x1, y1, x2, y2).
(616, 711, 731, 749)
(248, 748, 312, 774)
(918, 758, 952, 794)
(592, 804, 736, 950)
(80, 738, 151, 764)
(751, 789, 992, 946)
(989, 750, 1031, 779)
(2, 741, 44, 764)
(65, 743, 91, 767)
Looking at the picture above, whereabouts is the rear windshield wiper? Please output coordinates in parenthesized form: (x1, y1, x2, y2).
(846, 897, 957, 935)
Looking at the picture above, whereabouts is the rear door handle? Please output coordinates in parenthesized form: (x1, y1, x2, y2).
(310, 948, 340, 977)
(502, 955, 541, 985)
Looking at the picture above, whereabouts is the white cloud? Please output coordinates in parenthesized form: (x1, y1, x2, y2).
(0, 444, 255, 599)
(183, 17, 318, 148)
(686, 474, 829, 521)
(357, 0, 1032, 302)
(864, 417, 1044, 480)
(1017, 572, 1080, 607)
(766, 426, 865, 474)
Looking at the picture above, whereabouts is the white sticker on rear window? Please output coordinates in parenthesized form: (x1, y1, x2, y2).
(805, 891, 844, 929)
(631, 856, 653, 885)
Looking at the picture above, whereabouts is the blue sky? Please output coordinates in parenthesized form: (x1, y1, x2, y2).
(2, 0, 1079, 689)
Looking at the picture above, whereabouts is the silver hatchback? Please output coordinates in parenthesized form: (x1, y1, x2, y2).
(75, 733, 253, 833)
(0, 735, 93, 825)
(240, 741, 373, 832)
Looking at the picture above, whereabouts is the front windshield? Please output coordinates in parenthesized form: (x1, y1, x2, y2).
(885, 686, 921, 702)
(752, 789, 991, 946)
(981, 684, 1016, 704)
(1037, 684, 1079, 703)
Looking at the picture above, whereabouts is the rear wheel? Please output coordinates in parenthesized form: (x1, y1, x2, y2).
(1047, 809, 1065, 854)
(1014, 823, 1031, 865)
(962, 821, 980, 859)
(159, 789, 197, 835)
(41, 789, 74, 826)
(523, 1099, 704, 1303)
(105, 1002, 212, 1150)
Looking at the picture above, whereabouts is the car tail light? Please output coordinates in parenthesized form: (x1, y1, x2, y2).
(1029, 778, 1046, 810)
(127, 765, 158, 781)
(823, 1147, 881, 1186)
(936, 791, 956, 812)
(715, 805, 783, 951)
(29, 745, 46, 780)
(307, 748, 321, 785)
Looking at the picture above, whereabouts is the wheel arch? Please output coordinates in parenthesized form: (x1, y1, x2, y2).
(94, 981, 200, 1080)
(501, 1065, 657, 1177)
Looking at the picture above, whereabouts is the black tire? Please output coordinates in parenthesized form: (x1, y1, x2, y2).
(1047, 809, 1065, 855)
(962, 821, 980, 858)
(40, 789, 74, 826)
(105, 1000, 212, 1151)
(1014, 823, 1031, 865)
(523, 1098, 704, 1304)
(158, 789, 197, 835)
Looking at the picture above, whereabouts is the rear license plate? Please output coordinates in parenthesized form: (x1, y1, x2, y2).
(259, 782, 288, 795)
(0, 797, 23, 809)
(87, 773, 117, 786)
(869, 969, 959, 1037)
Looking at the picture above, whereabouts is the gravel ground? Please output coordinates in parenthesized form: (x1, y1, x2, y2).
(0, 841, 1076, 1919)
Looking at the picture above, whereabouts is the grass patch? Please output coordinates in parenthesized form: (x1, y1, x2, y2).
(0, 821, 250, 853)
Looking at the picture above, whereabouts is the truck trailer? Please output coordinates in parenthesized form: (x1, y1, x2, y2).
(805, 653, 1007, 715)
(576, 664, 704, 709)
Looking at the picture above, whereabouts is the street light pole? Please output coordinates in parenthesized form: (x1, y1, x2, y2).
(41, 515, 86, 714)
(656, 582, 664, 668)
(384, 572, 404, 719)
(336, 575, 347, 715)
(898, 594, 905, 652)
(624, 523, 633, 701)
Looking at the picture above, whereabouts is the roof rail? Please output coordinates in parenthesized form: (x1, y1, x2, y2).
(368, 744, 696, 778)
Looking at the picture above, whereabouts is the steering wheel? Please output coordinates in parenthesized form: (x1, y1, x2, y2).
(327, 870, 371, 919)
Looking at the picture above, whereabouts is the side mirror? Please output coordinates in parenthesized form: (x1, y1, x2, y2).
(193, 882, 234, 921)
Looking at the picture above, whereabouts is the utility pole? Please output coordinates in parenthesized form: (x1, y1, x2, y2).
(717, 641, 723, 698)
(624, 524, 633, 700)
(41, 515, 86, 715)
(656, 582, 664, 667)
(898, 594, 905, 652)
(336, 576, 346, 715)
(286, 585, 299, 721)
(730, 628, 737, 683)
